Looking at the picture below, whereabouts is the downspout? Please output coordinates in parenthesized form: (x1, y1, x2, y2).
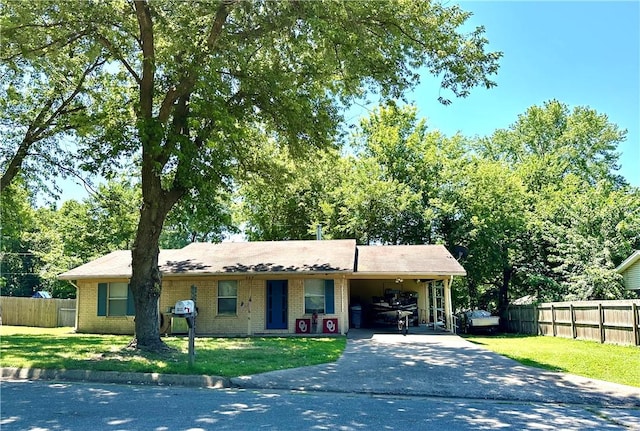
(67, 280, 80, 330)
(341, 275, 347, 335)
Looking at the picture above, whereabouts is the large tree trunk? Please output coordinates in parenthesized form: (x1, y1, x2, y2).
(129, 191, 171, 350)
(497, 264, 514, 328)
(468, 279, 478, 309)
(129, 156, 184, 350)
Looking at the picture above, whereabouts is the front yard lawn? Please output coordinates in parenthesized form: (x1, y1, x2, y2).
(0, 326, 346, 377)
(464, 333, 640, 388)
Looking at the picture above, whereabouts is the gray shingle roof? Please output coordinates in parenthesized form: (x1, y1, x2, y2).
(356, 244, 466, 277)
(58, 240, 465, 280)
(59, 240, 356, 279)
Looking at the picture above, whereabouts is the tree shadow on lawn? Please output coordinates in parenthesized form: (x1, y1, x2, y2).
(0, 334, 183, 373)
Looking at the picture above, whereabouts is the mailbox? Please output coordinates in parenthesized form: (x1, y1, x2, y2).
(174, 300, 195, 316)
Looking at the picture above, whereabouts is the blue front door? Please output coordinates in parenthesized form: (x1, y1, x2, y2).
(266, 280, 288, 329)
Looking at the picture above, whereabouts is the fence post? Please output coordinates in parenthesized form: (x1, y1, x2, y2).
(633, 303, 639, 347)
(518, 306, 523, 334)
(570, 304, 576, 339)
(598, 303, 605, 344)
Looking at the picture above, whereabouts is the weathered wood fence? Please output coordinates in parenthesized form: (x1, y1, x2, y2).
(505, 300, 640, 346)
(0, 297, 76, 328)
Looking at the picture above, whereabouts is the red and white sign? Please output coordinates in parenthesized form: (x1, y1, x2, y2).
(295, 318, 311, 334)
(323, 318, 338, 334)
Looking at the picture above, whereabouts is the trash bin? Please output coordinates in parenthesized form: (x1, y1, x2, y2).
(350, 304, 362, 328)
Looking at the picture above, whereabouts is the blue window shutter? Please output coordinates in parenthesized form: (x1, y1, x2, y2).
(97, 283, 107, 316)
(324, 280, 335, 314)
(127, 285, 135, 316)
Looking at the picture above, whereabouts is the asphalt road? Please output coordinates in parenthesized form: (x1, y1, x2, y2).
(2, 379, 640, 430)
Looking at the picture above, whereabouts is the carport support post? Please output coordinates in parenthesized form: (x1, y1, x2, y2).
(444, 277, 453, 332)
(431, 282, 437, 329)
(421, 281, 430, 325)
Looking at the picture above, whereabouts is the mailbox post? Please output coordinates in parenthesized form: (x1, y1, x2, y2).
(173, 299, 197, 366)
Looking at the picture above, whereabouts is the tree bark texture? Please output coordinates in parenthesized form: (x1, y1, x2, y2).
(129, 181, 183, 350)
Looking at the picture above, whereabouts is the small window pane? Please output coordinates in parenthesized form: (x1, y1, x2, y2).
(218, 298, 237, 316)
(108, 299, 127, 316)
(109, 283, 128, 299)
(304, 279, 325, 314)
(305, 297, 324, 314)
(218, 280, 238, 315)
(218, 280, 237, 297)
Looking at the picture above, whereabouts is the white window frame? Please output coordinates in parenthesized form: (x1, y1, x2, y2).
(107, 282, 128, 317)
(217, 280, 238, 316)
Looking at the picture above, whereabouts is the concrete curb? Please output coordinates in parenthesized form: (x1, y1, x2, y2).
(1, 367, 232, 389)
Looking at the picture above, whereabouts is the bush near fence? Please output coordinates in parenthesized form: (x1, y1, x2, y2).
(505, 300, 640, 346)
(0, 297, 76, 328)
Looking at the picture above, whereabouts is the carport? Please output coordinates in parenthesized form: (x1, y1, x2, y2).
(348, 245, 466, 332)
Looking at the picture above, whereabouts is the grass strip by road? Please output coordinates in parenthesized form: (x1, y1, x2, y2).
(464, 333, 640, 388)
(0, 326, 346, 377)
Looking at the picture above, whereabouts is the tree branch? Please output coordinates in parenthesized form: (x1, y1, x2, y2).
(96, 33, 141, 84)
(31, 151, 100, 198)
(1, 31, 88, 62)
(134, 0, 155, 119)
(1, 57, 104, 193)
(30, 57, 105, 139)
(157, 0, 238, 125)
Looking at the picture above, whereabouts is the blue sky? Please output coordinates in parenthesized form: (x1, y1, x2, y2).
(351, 1, 639, 186)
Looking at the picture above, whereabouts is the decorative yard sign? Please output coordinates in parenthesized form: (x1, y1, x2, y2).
(323, 318, 339, 334)
(296, 318, 311, 334)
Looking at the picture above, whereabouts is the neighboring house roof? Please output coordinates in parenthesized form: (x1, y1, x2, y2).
(356, 244, 466, 277)
(616, 250, 640, 274)
(58, 239, 466, 280)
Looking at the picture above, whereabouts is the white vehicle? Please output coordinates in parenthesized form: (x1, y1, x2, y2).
(463, 310, 500, 333)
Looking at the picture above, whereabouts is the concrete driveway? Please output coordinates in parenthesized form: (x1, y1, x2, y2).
(232, 328, 640, 407)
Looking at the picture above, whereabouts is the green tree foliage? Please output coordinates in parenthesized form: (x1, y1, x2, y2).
(0, 181, 38, 296)
(238, 145, 339, 242)
(160, 185, 236, 248)
(318, 155, 422, 244)
(0, 2, 107, 196)
(2, 0, 501, 349)
(241, 100, 638, 312)
(350, 104, 469, 245)
(453, 160, 528, 313)
(476, 100, 626, 189)
(473, 100, 638, 305)
(1, 179, 141, 298)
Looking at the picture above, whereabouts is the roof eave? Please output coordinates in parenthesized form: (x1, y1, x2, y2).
(349, 271, 466, 279)
(58, 274, 131, 281)
(163, 269, 353, 277)
(615, 251, 640, 273)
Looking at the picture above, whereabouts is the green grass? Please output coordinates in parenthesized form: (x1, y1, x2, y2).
(0, 326, 346, 377)
(464, 333, 640, 388)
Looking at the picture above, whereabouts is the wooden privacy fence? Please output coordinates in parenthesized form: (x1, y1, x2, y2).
(0, 297, 76, 328)
(505, 300, 640, 346)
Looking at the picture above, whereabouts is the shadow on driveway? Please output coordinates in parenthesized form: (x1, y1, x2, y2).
(232, 328, 640, 407)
